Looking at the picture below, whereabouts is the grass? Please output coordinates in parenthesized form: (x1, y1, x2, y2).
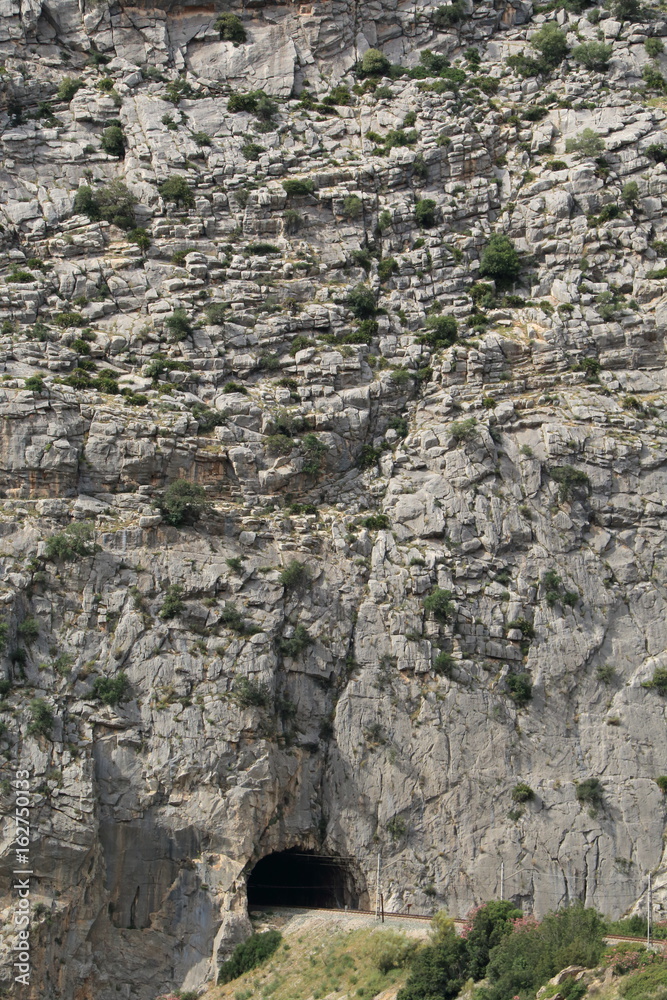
(205, 923, 419, 1000)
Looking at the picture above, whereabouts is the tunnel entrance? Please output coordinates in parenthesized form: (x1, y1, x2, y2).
(247, 849, 361, 910)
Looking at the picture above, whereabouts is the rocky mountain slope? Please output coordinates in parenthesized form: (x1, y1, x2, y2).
(3, 0, 667, 996)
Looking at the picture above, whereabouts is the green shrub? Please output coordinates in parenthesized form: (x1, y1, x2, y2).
(397, 914, 467, 1000)
(266, 433, 294, 455)
(165, 308, 193, 341)
(642, 64, 667, 92)
(129, 227, 151, 251)
(465, 901, 523, 980)
(423, 587, 453, 623)
(218, 931, 282, 984)
(358, 444, 382, 469)
(415, 198, 437, 227)
(565, 129, 605, 158)
(242, 141, 265, 161)
(432, 0, 467, 28)
(280, 624, 313, 657)
(646, 37, 665, 57)
(28, 698, 54, 738)
(228, 90, 276, 120)
(531, 24, 569, 69)
(92, 673, 129, 705)
(649, 666, 667, 695)
(596, 663, 616, 684)
(57, 77, 83, 102)
(282, 178, 314, 197)
(572, 42, 612, 71)
(483, 904, 605, 1000)
(101, 124, 125, 157)
(611, 0, 640, 20)
(24, 375, 45, 392)
(347, 284, 377, 318)
(512, 782, 534, 803)
(221, 603, 248, 633)
(159, 584, 184, 620)
(159, 480, 211, 526)
(433, 652, 454, 676)
(204, 303, 228, 326)
(0, 622, 8, 653)
(192, 130, 212, 146)
(159, 175, 195, 208)
(74, 181, 137, 230)
(279, 560, 309, 591)
(421, 314, 457, 349)
(622, 181, 639, 204)
(378, 209, 392, 231)
(450, 417, 477, 443)
(656, 776, 667, 794)
(620, 963, 667, 1000)
(45, 522, 95, 561)
(363, 514, 390, 530)
(234, 677, 271, 709)
(647, 143, 667, 163)
(342, 194, 363, 219)
(550, 465, 590, 501)
(507, 672, 532, 707)
(223, 381, 247, 394)
(375, 257, 397, 282)
(480, 235, 520, 282)
(359, 48, 391, 77)
(18, 617, 39, 643)
(576, 777, 603, 808)
(164, 77, 195, 104)
(214, 13, 247, 43)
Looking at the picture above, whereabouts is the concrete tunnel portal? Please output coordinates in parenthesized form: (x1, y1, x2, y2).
(246, 849, 364, 910)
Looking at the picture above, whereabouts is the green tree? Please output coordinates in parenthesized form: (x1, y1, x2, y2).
(531, 24, 568, 69)
(348, 284, 377, 318)
(101, 124, 125, 157)
(423, 587, 454, 623)
(165, 308, 193, 341)
(483, 905, 605, 1000)
(572, 42, 613, 71)
(565, 129, 605, 158)
(360, 48, 391, 77)
(92, 673, 129, 705)
(465, 901, 522, 980)
(398, 914, 468, 1000)
(611, 0, 640, 20)
(28, 699, 54, 738)
(159, 175, 195, 208)
(415, 198, 437, 227)
(214, 13, 247, 43)
(57, 77, 84, 102)
(45, 522, 95, 561)
(74, 181, 137, 230)
(421, 314, 457, 349)
(159, 480, 211, 526)
(479, 235, 520, 282)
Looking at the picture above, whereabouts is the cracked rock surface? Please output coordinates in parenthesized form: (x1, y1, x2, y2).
(2, 0, 667, 996)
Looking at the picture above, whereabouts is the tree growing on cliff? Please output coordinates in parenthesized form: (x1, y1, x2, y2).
(159, 480, 211, 526)
(214, 13, 247, 44)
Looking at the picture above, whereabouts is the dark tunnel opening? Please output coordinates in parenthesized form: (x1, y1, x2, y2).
(246, 849, 361, 910)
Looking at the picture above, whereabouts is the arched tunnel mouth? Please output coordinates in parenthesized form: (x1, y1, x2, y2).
(247, 849, 363, 910)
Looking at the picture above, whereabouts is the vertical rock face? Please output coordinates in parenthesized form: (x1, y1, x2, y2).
(3, 0, 667, 996)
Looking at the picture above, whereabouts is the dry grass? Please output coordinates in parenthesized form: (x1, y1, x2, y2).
(202, 918, 423, 1000)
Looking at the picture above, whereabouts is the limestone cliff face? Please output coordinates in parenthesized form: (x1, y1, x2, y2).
(2, 0, 667, 996)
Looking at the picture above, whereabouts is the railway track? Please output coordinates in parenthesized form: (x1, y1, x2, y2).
(251, 904, 667, 948)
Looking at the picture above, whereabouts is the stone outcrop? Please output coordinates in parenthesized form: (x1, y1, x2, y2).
(2, 0, 667, 997)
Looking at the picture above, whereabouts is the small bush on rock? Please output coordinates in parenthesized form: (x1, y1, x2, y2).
(565, 129, 605, 158)
(57, 77, 83, 102)
(74, 181, 137, 230)
(576, 777, 603, 808)
(415, 198, 437, 227)
(479, 235, 520, 282)
(165, 308, 193, 341)
(28, 699, 54, 738)
(218, 931, 282, 984)
(359, 48, 391, 77)
(159, 480, 211, 526)
(92, 673, 129, 705)
(423, 587, 453, 622)
(572, 42, 613, 71)
(507, 672, 532, 707)
(348, 284, 377, 318)
(214, 13, 247, 43)
(45, 522, 95, 561)
(159, 175, 195, 208)
(101, 124, 125, 157)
